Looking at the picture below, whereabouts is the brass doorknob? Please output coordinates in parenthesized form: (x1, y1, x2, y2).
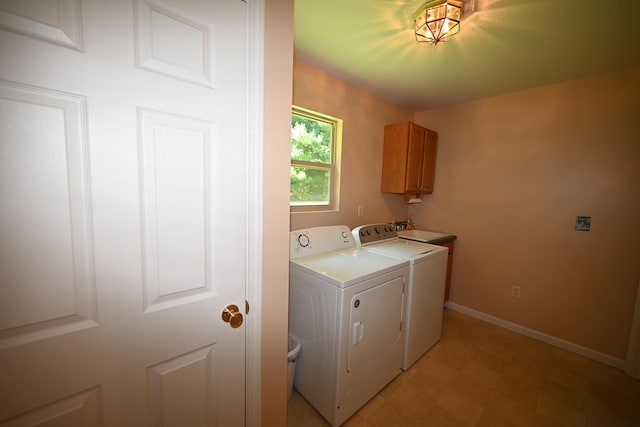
(222, 304, 243, 328)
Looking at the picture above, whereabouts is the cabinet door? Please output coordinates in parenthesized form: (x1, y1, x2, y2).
(380, 122, 409, 193)
(419, 129, 438, 193)
(405, 123, 426, 193)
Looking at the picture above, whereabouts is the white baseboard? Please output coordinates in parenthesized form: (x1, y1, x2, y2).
(445, 301, 626, 370)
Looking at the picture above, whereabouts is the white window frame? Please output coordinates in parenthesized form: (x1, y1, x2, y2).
(290, 106, 342, 213)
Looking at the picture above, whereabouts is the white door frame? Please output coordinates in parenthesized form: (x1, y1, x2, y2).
(246, 0, 265, 424)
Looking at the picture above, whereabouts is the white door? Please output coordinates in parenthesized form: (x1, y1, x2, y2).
(0, 0, 249, 425)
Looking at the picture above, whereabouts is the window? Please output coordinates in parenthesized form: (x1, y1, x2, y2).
(290, 106, 342, 212)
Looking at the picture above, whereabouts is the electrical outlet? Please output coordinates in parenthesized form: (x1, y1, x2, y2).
(511, 286, 521, 298)
(357, 205, 364, 217)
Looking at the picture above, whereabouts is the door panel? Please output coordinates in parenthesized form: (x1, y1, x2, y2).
(405, 123, 425, 192)
(0, 387, 102, 427)
(0, 1, 247, 425)
(135, 0, 215, 87)
(138, 108, 218, 312)
(419, 129, 437, 194)
(0, 81, 97, 348)
(0, 0, 83, 50)
(147, 346, 215, 427)
(347, 277, 404, 372)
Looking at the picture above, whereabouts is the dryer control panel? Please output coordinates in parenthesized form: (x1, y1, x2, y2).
(352, 223, 398, 246)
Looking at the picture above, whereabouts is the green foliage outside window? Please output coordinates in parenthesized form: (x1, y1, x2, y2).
(290, 166, 330, 204)
(290, 111, 335, 205)
(291, 116, 331, 163)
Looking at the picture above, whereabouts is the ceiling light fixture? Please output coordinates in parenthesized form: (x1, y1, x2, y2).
(414, 0, 463, 45)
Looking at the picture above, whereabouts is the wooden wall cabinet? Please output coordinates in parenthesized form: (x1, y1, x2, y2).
(380, 121, 438, 195)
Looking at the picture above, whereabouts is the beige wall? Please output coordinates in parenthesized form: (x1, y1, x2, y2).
(412, 66, 640, 360)
(291, 60, 414, 231)
(263, 0, 293, 424)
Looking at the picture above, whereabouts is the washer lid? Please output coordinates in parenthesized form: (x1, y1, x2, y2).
(290, 247, 409, 288)
(397, 229, 449, 243)
(364, 239, 448, 260)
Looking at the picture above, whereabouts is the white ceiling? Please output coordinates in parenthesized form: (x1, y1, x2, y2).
(294, 0, 640, 111)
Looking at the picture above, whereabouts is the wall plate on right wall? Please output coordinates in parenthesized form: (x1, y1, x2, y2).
(575, 216, 591, 231)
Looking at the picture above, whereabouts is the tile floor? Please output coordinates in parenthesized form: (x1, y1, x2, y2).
(287, 308, 640, 426)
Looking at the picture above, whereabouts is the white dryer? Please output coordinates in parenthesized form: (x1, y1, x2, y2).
(289, 225, 409, 427)
(352, 223, 448, 370)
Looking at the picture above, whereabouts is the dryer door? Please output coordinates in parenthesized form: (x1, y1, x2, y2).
(347, 276, 404, 372)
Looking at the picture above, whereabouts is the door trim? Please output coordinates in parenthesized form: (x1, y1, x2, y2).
(246, 0, 265, 424)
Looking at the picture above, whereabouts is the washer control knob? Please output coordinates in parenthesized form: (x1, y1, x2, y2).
(298, 234, 310, 247)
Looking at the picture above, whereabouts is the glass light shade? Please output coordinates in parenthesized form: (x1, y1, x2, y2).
(414, 0, 462, 44)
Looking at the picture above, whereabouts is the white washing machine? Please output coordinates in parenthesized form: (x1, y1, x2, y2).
(352, 223, 448, 370)
(289, 225, 409, 427)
